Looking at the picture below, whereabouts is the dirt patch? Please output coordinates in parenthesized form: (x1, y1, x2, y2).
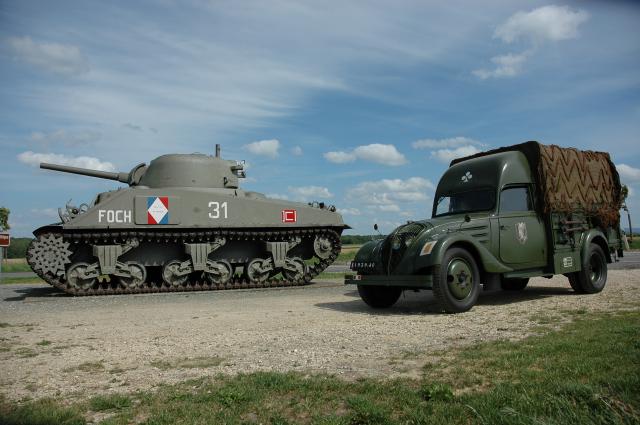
(1, 271, 638, 401)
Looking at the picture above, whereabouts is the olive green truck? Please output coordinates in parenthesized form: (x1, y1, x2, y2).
(345, 141, 626, 313)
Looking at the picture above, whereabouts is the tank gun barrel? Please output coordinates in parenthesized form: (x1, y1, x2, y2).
(40, 163, 130, 184)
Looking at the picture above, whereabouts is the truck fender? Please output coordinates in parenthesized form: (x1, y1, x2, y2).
(580, 229, 611, 263)
(414, 234, 512, 273)
(353, 240, 381, 262)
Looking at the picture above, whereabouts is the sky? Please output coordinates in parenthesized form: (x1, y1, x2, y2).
(1, 0, 639, 237)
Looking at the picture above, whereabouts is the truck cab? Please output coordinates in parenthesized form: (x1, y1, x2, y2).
(346, 142, 624, 313)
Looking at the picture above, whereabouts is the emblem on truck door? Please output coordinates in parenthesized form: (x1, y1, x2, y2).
(516, 222, 528, 244)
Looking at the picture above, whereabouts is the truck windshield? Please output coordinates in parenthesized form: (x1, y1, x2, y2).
(433, 189, 496, 217)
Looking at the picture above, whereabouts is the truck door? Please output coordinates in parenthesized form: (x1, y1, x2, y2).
(498, 186, 546, 266)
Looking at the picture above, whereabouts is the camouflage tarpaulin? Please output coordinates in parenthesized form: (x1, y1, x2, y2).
(450, 141, 622, 226)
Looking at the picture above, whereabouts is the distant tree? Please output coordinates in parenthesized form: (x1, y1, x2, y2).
(621, 185, 629, 205)
(7, 238, 31, 259)
(0, 207, 9, 231)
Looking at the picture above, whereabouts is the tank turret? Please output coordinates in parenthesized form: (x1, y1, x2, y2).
(40, 145, 246, 189)
(27, 144, 347, 296)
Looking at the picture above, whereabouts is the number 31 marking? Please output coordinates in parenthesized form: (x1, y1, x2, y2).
(208, 201, 228, 219)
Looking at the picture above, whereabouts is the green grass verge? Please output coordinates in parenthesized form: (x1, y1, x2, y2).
(336, 250, 357, 264)
(314, 272, 347, 280)
(628, 238, 640, 250)
(0, 259, 32, 273)
(0, 276, 44, 285)
(1, 311, 638, 424)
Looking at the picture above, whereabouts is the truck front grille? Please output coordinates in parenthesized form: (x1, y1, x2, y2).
(381, 222, 426, 274)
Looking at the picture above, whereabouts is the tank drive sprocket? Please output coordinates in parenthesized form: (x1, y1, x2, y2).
(27, 233, 72, 277)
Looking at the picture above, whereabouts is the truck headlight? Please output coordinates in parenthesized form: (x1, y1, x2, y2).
(420, 241, 436, 256)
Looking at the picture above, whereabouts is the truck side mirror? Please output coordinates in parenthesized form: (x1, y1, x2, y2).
(374, 223, 379, 231)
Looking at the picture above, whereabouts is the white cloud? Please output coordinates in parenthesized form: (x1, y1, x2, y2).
(412, 136, 484, 149)
(347, 177, 434, 208)
(338, 207, 361, 216)
(353, 144, 407, 166)
(30, 129, 101, 147)
(494, 5, 589, 44)
(7, 36, 90, 76)
(324, 143, 406, 166)
(291, 146, 303, 156)
(288, 185, 333, 201)
(617, 164, 640, 184)
(430, 146, 482, 163)
(266, 193, 289, 200)
(243, 139, 280, 158)
(324, 151, 357, 164)
(472, 52, 530, 80)
(377, 204, 401, 212)
(413, 137, 485, 163)
(30, 208, 58, 218)
(474, 5, 589, 80)
(17, 151, 116, 171)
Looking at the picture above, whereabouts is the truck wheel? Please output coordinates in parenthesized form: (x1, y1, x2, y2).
(357, 285, 402, 308)
(567, 274, 585, 293)
(433, 247, 480, 313)
(500, 277, 529, 291)
(571, 244, 608, 294)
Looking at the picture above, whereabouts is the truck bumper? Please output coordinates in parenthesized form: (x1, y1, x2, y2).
(344, 274, 432, 289)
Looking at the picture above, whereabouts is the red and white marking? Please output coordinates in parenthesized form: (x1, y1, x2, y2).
(281, 209, 297, 223)
(148, 197, 169, 224)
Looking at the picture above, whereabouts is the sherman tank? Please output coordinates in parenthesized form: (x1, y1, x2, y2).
(28, 145, 347, 295)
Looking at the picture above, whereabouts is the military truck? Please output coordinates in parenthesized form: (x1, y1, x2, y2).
(346, 141, 625, 313)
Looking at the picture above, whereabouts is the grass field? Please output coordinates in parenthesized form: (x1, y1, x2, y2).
(0, 258, 31, 273)
(336, 244, 364, 264)
(0, 276, 45, 285)
(1, 310, 638, 425)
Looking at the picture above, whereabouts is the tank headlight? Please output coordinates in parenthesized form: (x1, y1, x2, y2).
(420, 241, 437, 256)
(391, 237, 402, 250)
(405, 237, 414, 247)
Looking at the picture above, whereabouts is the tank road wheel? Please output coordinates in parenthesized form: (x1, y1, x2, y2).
(313, 235, 335, 260)
(205, 260, 233, 286)
(357, 285, 402, 309)
(283, 257, 307, 282)
(569, 244, 608, 294)
(500, 277, 529, 291)
(245, 258, 270, 284)
(67, 262, 96, 290)
(432, 247, 480, 313)
(162, 260, 188, 287)
(119, 262, 147, 289)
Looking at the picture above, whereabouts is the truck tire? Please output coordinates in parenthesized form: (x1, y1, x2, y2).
(433, 247, 480, 313)
(567, 274, 586, 293)
(570, 243, 608, 294)
(357, 285, 402, 308)
(500, 277, 529, 291)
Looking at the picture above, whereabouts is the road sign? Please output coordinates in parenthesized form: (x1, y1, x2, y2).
(0, 233, 9, 247)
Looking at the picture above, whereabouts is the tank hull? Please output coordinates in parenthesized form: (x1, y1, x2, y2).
(28, 187, 346, 295)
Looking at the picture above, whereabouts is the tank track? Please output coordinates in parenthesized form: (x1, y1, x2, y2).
(27, 227, 341, 296)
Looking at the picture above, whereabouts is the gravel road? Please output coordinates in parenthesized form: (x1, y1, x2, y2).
(1, 270, 639, 402)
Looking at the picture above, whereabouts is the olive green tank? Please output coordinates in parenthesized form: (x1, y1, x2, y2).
(28, 145, 348, 295)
